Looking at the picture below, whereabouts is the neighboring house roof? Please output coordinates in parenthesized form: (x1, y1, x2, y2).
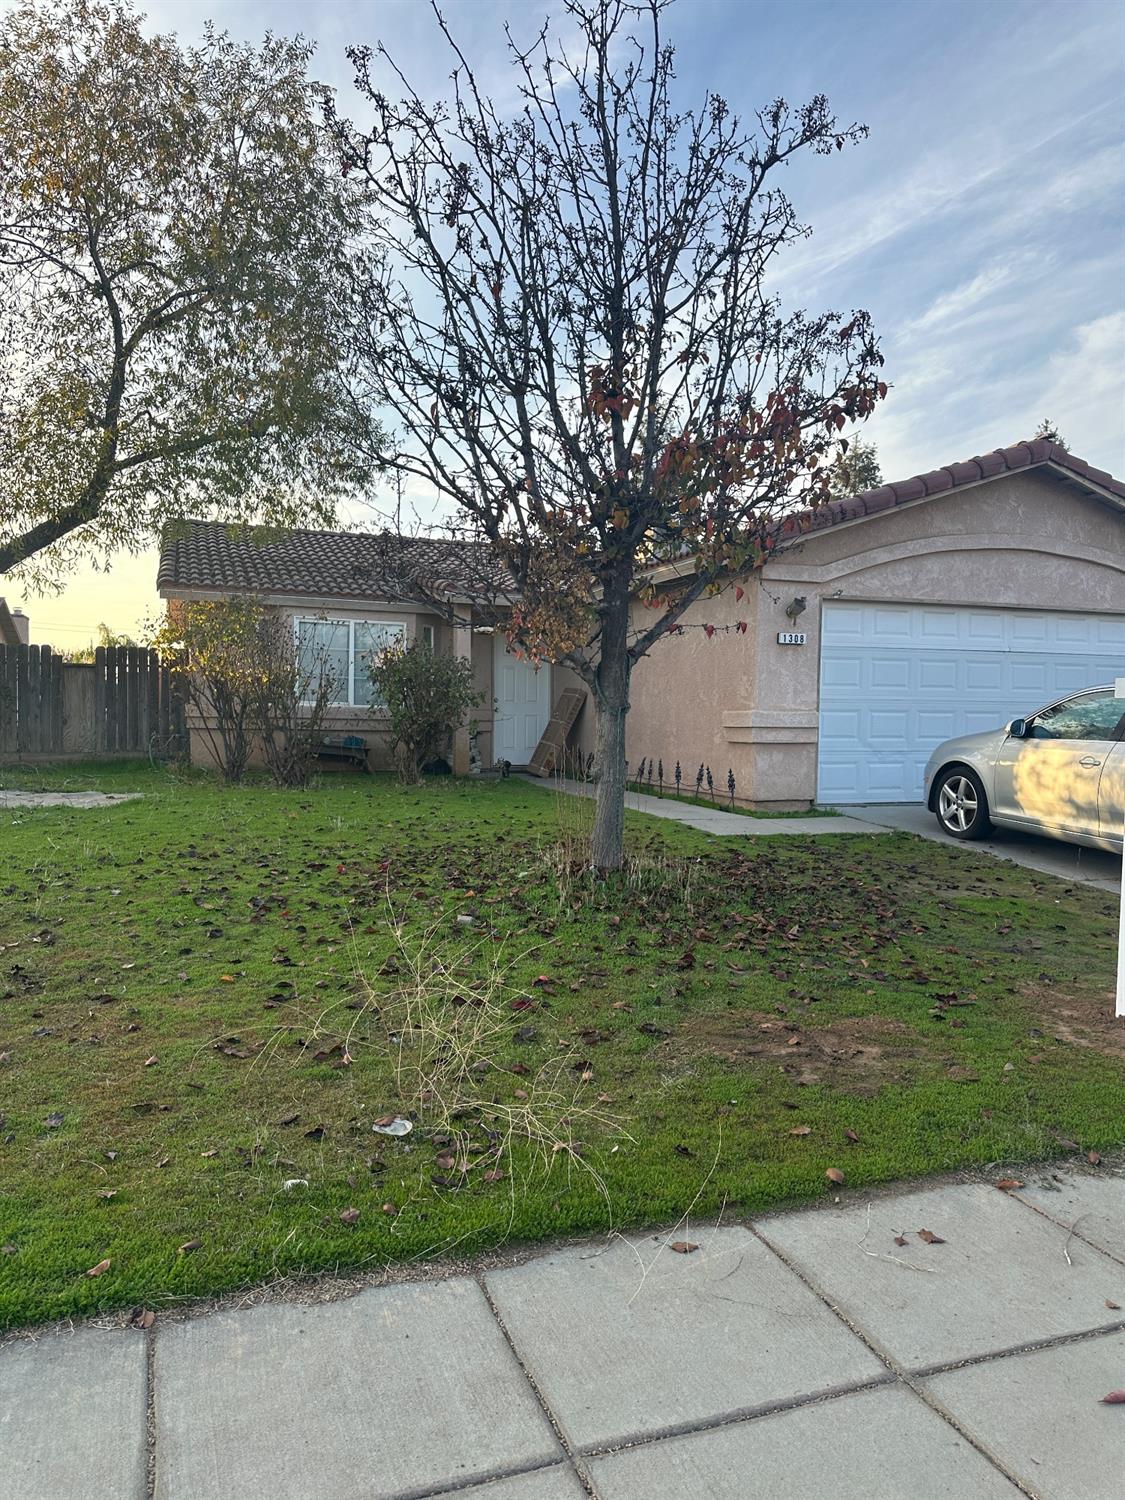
(0, 597, 29, 646)
(780, 438, 1125, 540)
(157, 520, 514, 604)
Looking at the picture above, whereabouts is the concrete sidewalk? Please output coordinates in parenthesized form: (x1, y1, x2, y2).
(522, 775, 885, 837)
(4, 1170, 1122, 1499)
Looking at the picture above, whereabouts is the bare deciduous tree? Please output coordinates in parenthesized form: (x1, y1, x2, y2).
(331, 0, 886, 869)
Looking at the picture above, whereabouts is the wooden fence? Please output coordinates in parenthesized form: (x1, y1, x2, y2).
(0, 645, 187, 759)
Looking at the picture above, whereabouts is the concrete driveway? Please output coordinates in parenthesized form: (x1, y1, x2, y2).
(850, 803, 1122, 894)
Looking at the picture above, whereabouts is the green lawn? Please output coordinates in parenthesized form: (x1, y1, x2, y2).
(1, 760, 1121, 1330)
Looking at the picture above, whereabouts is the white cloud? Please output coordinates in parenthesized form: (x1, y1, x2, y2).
(1026, 311, 1125, 470)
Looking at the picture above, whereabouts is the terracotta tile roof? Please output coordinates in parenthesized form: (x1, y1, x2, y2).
(781, 439, 1125, 540)
(157, 520, 514, 603)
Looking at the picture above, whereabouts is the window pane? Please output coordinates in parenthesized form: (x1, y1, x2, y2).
(1031, 691, 1122, 741)
(297, 620, 349, 704)
(353, 622, 405, 707)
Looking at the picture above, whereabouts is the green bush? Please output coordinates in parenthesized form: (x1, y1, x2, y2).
(369, 639, 482, 781)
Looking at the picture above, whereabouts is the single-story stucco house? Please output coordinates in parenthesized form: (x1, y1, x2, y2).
(157, 438, 1124, 805)
(156, 524, 588, 774)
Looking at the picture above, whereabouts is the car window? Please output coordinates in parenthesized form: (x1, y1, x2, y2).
(1030, 690, 1123, 741)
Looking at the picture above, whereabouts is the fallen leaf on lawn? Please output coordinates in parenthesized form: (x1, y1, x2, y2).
(200, 1148, 219, 1159)
(130, 1307, 155, 1329)
(220, 975, 235, 983)
(277, 1111, 300, 1126)
(44, 1112, 64, 1129)
(789, 1125, 812, 1136)
(670, 1241, 699, 1254)
(144, 1055, 158, 1067)
(156, 1156, 170, 1169)
(482, 1169, 505, 1183)
(825, 1168, 845, 1185)
(86, 1258, 111, 1277)
(1101, 1390, 1125, 1404)
(995, 1178, 1023, 1191)
(282, 1178, 308, 1191)
(844, 1129, 861, 1143)
(339, 1207, 360, 1225)
(371, 1116, 412, 1137)
(381, 1202, 398, 1215)
(894, 1235, 908, 1247)
(304, 1125, 326, 1140)
(96, 1190, 117, 1201)
(1086, 1150, 1102, 1166)
(918, 1228, 946, 1245)
(178, 1238, 202, 1255)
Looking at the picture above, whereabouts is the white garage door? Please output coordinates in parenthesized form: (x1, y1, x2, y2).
(818, 601, 1125, 803)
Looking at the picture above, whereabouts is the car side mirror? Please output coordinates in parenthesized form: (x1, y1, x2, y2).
(1005, 718, 1029, 739)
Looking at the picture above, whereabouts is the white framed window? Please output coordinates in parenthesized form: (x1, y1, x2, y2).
(419, 623, 435, 649)
(295, 617, 405, 708)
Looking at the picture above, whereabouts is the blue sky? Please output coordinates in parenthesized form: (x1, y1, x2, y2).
(10, 0, 1125, 641)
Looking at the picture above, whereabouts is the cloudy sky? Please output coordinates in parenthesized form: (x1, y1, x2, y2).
(10, 0, 1125, 645)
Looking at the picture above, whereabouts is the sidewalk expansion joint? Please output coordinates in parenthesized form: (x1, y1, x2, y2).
(1011, 1189, 1125, 1267)
(144, 1324, 157, 1500)
(573, 1372, 897, 1459)
(474, 1272, 601, 1499)
(381, 1455, 578, 1500)
(747, 1218, 1043, 1500)
(907, 1315, 1125, 1381)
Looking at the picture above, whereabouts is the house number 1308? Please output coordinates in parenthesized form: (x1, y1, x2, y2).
(776, 631, 807, 645)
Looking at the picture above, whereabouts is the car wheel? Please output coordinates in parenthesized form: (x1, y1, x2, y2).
(934, 767, 992, 840)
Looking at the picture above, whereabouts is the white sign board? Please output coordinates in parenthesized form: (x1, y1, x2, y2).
(1117, 678, 1125, 1018)
(777, 631, 807, 646)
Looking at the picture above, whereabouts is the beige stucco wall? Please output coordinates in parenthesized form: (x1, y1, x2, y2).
(627, 470, 1124, 807)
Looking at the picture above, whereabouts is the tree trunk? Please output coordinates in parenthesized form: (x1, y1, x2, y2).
(589, 571, 631, 872)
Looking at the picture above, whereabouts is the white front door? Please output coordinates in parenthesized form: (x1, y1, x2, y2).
(493, 639, 551, 765)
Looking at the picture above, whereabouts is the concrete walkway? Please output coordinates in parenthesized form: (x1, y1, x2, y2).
(4, 1170, 1122, 1499)
(0, 790, 142, 810)
(523, 775, 883, 836)
(853, 803, 1122, 894)
(530, 778, 1120, 893)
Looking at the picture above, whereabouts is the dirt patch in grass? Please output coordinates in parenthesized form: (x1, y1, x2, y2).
(1021, 982, 1125, 1062)
(675, 1009, 928, 1095)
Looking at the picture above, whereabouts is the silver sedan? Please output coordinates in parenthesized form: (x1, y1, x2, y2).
(923, 684, 1125, 851)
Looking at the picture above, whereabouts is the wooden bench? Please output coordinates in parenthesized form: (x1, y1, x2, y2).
(316, 734, 371, 772)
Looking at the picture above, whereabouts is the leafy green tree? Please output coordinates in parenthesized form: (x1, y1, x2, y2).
(0, 0, 379, 584)
(332, 0, 885, 868)
(369, 640, 483, 783)
(828, 437, 882, 498)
